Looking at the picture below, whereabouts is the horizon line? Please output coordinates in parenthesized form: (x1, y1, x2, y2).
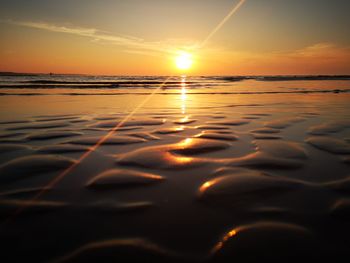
(1, 71, 350, 77)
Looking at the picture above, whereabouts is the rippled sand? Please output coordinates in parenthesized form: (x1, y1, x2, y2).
(0, 85, 350, 262)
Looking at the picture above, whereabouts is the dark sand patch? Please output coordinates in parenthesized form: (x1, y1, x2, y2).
(0, 144, 32, 154)
(91, 119, 165, 129)
(128, 132, 160, 141)
(37, 144, 90, 154)
(0, 155, 76, 183)
(34, 116, 80, 122)
(211, 115, 226, 119)
(253, 140, 308, 160)
(306, 136, 350, 154)
(243, 116, 260, 120)
(68, 136, 146, 146)
(324, 176, 350, 194)
(93, 115, 120, 121)
(344, 157, 350, 164)
(0, 199, 67, 216)
(7, 121, 71, 130)
(196, 125, 230, 130)
(330, 199, 350, 220)
(52, 238, 180, 263)
(308, 120, 350, 135)
(0, 187, 51, 197)
(87, 200, 153, 213)
(251, 134, 282, 140)
(206, 119, 250, 126)
(227, 152, 304, 169)
(26, 131, 82, 141)
(0, 132, 26, 139)
(264, 117, 305, 129)
(0, 120, 30, 125)
(250, 127, 281, 134)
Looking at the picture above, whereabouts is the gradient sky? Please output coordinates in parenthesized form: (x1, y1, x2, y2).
(0, 0, 349, 75)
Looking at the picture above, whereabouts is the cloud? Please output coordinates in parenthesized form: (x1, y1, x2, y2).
(199, 42, 350, 75)
(287, 43, 350, 60)
(2, 19, 196, 56)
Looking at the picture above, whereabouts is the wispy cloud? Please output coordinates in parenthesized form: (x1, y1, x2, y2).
(199, 42, 350, 75)
(288, 42, 350, 60)
(2, 19, 196, 56)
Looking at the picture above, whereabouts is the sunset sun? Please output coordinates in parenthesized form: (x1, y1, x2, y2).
(175, 52, 193, 70)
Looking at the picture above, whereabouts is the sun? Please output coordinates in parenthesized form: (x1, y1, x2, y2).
(175, 51, 193, 70)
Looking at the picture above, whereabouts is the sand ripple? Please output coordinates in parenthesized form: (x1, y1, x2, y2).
(308, 120, 350, 135)
(196, 125, 230, 130)
(199, 168, 301, 205)
(0, 144, 32, 154)
(330, 199, 350, 220)
(128, 132, 160, 140)
(306, 136, 350, 154)
(118, 138, 227, 169)
(86, 169, 164, 188)
(0, 155, 76, 183)
(206, 119, 250, 126)
(154, 127, 185, 134)
(227, 152, 304, 169)
(251, 134, 282, 140)
(211, 221, 317, 262)
(264, 117, 304, 129)
(254, 140, 308, 159)
(224, 140, 307, 169)
(26, 131, 82, 141)
(52, 238, 178, 263)
(194, 131, 238, 141)
(87, 200, 153, 213)
(250, 127, 281, 134)
(68, 136, 146, 145)
(0, 199, 67, 217)
(37, 144, 90, 154)
(7, 121, 71, 130)
(91, 119, 165, 128)
(173, 117, 197, 124)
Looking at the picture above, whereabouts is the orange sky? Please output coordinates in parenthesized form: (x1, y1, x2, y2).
(0, 0, 350, 75)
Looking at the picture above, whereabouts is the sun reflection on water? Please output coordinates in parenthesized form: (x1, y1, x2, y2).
(181, 76, 187, 114)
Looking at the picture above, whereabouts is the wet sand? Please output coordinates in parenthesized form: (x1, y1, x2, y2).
(0, 79, 350, 262)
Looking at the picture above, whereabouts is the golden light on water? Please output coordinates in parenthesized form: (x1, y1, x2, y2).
(178, 138, 194, 148)
(175, 51, 193, 70)
(211, 229, 238, 254)
(181, 76, 187, 114)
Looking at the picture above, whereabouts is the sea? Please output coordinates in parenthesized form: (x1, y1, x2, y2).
(0, 73, 349, 96)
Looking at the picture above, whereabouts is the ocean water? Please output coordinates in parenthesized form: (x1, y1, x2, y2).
(0, 74, 349, 95)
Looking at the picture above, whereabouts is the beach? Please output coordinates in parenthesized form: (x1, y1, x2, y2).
(0, 75, 350, 262)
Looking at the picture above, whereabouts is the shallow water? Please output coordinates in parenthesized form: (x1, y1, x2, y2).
(0, 76, 350, 262)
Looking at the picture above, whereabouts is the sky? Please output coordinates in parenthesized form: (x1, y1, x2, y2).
(0, 0, 349, 75)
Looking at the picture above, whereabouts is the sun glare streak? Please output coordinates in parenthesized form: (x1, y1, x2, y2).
(199, 0, 246, 48)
